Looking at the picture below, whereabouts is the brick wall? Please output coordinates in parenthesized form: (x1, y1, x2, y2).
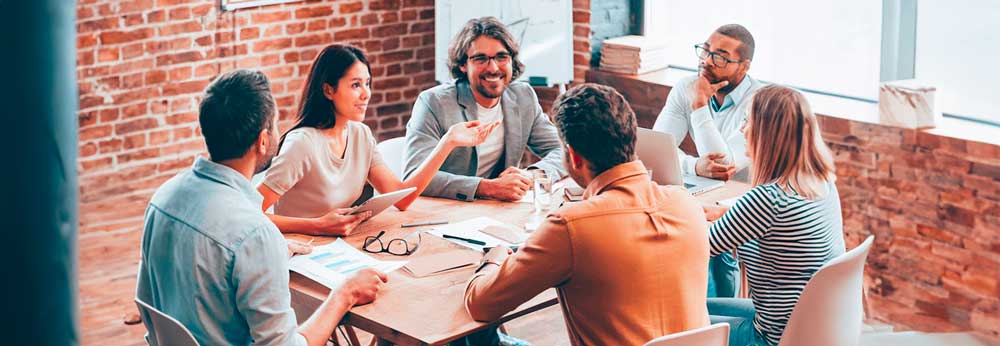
(587, 70, 1000, 340)
(822, 118, 1000, 339)
(76, 0, 592, 344)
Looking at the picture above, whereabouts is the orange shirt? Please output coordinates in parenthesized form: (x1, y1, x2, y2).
(465, 160, 711, 346)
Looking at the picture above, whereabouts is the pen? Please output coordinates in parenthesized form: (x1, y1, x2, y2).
(401, 219, 449, 228)
(442, 234, 486, 246)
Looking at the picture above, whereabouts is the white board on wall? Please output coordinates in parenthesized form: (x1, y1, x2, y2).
(434, 0, 574, 87)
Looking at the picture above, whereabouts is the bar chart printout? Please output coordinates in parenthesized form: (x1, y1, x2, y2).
(289, 238, 407, 289)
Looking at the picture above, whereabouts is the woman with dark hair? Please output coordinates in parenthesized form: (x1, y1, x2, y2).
(258, 44, 500, 236)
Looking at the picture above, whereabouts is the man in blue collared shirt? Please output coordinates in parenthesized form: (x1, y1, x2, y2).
(135, 69, 387, 346)
(653, 24, 764, 181)
(653, 24, 762, 299)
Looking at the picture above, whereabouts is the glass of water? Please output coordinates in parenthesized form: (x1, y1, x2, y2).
(532, 170, 553, 212)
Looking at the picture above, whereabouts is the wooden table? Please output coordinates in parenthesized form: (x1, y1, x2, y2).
(288, 180, 751, 346)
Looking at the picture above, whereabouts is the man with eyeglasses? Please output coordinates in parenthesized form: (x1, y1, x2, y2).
(653, 24, 763, 300)
(404, 16, 565, 204)
(653, 24, 763, 182)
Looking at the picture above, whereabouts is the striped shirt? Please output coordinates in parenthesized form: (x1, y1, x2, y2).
(709, 182, 846, 345)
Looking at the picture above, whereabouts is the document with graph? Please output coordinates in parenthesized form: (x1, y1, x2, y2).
(288, 238, 406, 289)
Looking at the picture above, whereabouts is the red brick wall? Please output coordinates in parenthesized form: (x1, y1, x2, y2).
(820, 118, 1000, 339)
(77, 0, 437, 235)
(76, 0, 592, 344)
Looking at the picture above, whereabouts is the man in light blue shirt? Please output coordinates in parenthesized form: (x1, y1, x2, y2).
(653, 24, 763, 299)
(653, 24, 764, 181)
(135, 69, 387, 346)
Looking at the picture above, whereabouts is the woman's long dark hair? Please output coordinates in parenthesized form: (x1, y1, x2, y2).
(279, 44, 371, 151)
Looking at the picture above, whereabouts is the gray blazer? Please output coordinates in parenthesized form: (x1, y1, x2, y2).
(403, 80, 565, 201)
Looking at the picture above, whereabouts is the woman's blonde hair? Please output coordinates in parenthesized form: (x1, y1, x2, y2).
(746, 85, 835, 199)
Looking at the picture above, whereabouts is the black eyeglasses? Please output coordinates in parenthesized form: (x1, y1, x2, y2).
(695, 44, 744, 68)
(468, 52, 512, 67)
(363, 230, 421, 256)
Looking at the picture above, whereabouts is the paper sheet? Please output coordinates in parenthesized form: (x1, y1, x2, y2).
(427, 216, 524, 251)
(289, 239, 406, 289)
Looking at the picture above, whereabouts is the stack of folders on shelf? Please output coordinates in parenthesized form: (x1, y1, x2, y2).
(600, 35, 670, 75)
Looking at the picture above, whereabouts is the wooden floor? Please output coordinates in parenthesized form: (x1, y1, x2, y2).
(78, 228, 570, 346)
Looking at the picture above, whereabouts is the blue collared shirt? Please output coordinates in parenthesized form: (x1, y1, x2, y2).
(136, 157, 306, 346)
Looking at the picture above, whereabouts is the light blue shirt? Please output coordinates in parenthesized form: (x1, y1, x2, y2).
(653, 74, 763, 176)
(136, 157, 306, 346)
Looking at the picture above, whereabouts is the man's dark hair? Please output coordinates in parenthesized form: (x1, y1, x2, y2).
(551, 83, 637, 175)
(716, 24, 755, 61)
(447, 16, 525, 81)
(198, 69, 276, 162)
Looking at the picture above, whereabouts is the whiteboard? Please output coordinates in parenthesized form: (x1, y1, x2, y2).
(434, 0, 574, 87)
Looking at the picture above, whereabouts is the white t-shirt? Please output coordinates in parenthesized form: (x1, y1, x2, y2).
(475, 102, 505, 177)
(262, 122, 384, 218)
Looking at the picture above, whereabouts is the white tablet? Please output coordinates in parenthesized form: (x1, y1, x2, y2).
(350, 187, 417, 222)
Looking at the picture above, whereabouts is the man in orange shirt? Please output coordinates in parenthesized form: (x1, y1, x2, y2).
(465, 83, 711, 345)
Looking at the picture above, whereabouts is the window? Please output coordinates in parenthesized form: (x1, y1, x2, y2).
(645, 0, 1000, 125)
(645, 0, 882, 101)
(914, 1, 1000, 124)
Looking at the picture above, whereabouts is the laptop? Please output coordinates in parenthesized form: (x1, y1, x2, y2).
(635, 127, 725, 195)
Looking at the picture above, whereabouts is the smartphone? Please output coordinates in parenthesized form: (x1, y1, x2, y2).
(564, 186, 584, 202)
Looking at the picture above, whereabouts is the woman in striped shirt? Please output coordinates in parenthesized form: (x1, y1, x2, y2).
(705, 85, 846, 346)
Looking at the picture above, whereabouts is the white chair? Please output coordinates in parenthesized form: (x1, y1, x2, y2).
(777, 235, 875, 346)
(135, 298, 200, 346)
(377, 136, 406, 182)
(644, 323, 730, 346)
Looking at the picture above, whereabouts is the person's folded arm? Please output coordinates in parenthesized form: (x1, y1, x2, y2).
(464, 216, 573, 321)
(654, 78, 698, 175)
(689, 106, 734, 164)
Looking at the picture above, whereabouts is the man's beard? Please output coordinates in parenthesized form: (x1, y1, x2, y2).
(254, 137, 278, 174)
(702, 67, 738, 93)
(473, 72, 507, 99)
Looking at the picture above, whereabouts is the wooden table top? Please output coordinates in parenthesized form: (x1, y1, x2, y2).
(287, 180, 751, 345)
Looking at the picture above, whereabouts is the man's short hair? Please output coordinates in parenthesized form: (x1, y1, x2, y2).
(198, 69, 276, 162)
(551, 83, 637, 175)
(716, 24, 755, 61)
(447, 16, 525, 81)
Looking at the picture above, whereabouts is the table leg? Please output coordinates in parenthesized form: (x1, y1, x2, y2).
(344, 325, 363, 346)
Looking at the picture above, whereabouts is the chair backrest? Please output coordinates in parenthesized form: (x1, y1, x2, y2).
(377, 137, 406, 182)
(135, 298, 200, 346)
(644, 323, 730, 346)
(778, 235, 875, 346)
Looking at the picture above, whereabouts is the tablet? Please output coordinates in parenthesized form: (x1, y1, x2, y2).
(350, 187, 417, 222)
